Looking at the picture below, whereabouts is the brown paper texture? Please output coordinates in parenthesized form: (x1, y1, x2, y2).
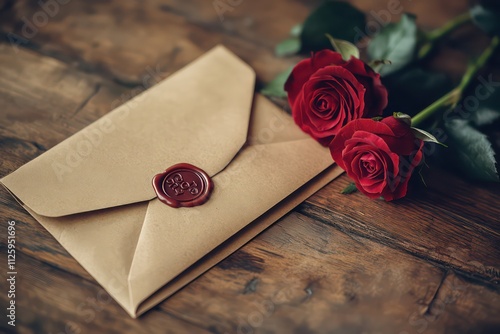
(1, 46, 342, 317)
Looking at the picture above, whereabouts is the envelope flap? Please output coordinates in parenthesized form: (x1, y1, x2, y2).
(1, 46, 255, 217)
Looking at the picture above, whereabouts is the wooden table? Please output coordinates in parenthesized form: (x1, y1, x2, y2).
(1, 1, 499, 333)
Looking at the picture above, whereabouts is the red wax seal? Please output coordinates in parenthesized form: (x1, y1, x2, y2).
(153, 163, 213, 208)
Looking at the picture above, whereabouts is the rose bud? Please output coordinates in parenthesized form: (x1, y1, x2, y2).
(285, 49, 388, 146)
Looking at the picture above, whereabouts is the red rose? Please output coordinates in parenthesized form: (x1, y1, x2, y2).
(285, 49, 388, 146)
(330, 116, 424, 201)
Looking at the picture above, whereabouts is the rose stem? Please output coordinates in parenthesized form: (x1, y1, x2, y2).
(457, 36, 500, 91)
(410, 89, 460, 127)
(418, 12, 472, 59)
(412, 36, 500, 127)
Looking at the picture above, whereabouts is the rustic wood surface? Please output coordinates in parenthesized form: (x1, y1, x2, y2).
(0, 0, 499, 333)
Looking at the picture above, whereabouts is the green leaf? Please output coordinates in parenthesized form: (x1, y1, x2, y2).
(472, 108, 500, 126)
(444, 119, 499, 182)
(471, 89, 500, 126)
(411, 127, 446, 146)
(341, 182, 358, 194)
(260, 67, 293, 98)
(325, 34, 360, 60)
(275, 38, 301, 57)
(369, 59, 392, 73)
(471, 4, 500, 36)
(275, 24, 304, 57)
(393, 112, 412, 126)
(368, 14, 418, 76)
(300, 1, 366, 52)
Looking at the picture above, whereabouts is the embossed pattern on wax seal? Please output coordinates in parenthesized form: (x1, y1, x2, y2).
(152, 163, 214, 208)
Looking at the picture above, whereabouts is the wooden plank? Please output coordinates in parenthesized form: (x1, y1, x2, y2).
(2, 205, 499, 332)
(153, 0, 320, 47)
(155, 212, 444, 333)
(0, 44, 127, 149)
(0, 1, 499, 332)
(351, 0, 470, 29)
(0, 0, 475, 84)
(300, 169, 500, 286)
(4, 211, 498, 333)
(0, 0, 301, 85)
(0, 0, 498, 284)
(1, 2, 500, 288)
(158, 213, 500, 333)
(406, 271, 500, 334)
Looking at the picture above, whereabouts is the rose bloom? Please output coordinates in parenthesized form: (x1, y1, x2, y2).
(330, 116, 424, 201)
(285, 49, 388, 146)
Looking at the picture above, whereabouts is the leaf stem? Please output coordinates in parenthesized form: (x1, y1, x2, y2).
(427, 12, 472, 42)
(418, 12, 472, 59)
(412, 36, 500, 127)
(458, 36, 500, 91)
(411, 88, 460, 126)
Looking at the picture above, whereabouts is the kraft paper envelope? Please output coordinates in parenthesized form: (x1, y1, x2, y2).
(1, 46, 343, 317)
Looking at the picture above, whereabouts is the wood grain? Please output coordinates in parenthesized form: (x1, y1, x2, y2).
(3, 211, 500, 334)
(300, 169, 500, 285)
(0, 0, 499, 333)
(0, 0, 305, 85)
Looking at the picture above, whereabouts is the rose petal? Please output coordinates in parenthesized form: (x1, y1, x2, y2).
(342, 58, 388, 117)
(342, 131, 401, 197)
(285, 50, 344, 106)
(330, 118, 396, 169)
(297, 66, 367, 139)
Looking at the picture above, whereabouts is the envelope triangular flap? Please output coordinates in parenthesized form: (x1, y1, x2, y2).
(1, 46, 256, 217)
